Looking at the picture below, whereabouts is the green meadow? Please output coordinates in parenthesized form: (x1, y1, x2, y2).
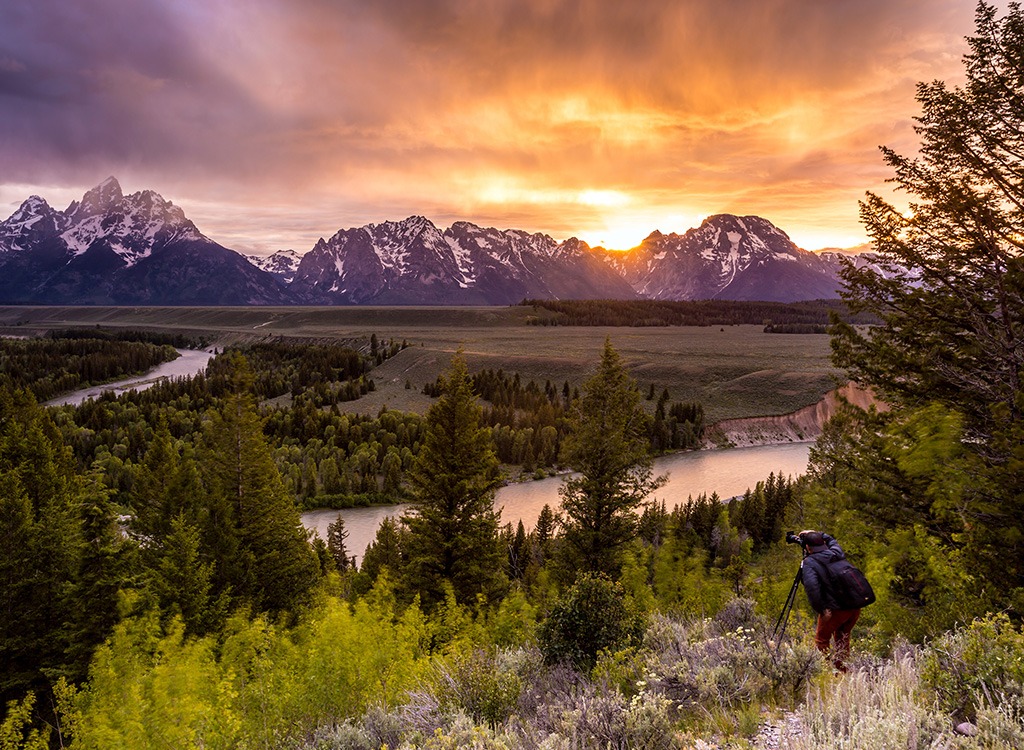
(0, 305, 841, 422)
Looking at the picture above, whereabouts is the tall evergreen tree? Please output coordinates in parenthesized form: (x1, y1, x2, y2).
(0, 387, 85, 702)
(359, 516, 405, 585)
(65, 476, 137, 678)
(402, 350, 505, 607)
(149, 512, 219, 635)
(557, 340, 664, 577)
(200, 353, 320, 613)
(835, 0, 1024, 443)
(825, 2, 1024, 613)
(327, 513, 351, 571)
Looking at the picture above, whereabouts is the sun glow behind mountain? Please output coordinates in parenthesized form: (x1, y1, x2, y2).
(0, 0, 978, 256)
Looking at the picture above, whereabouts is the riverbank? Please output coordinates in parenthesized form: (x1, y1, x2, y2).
(702, 382, 881, 448)
(43, 348, 215, 406)
(304, 441, 813, 564)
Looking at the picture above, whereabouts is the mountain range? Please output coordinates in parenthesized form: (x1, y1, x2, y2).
(0, 178, 883, 305)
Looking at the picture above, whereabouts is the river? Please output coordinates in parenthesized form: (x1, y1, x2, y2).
(302, 441, 813, 564)
(40, 346, 814, 566)
(44, 348, 215, 407)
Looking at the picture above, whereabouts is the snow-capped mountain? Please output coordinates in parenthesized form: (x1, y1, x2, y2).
(290, 216, 636, 304)
(0, 178, 291, 305)
(247, 249, 304, 285)
(602, 214, 844, 302)
(818, 248, 919, 284)
(0, 178, 892, 305)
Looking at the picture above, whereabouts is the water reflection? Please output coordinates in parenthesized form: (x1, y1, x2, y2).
(45, 348, 215, 407)
(303, 441, 812, 565)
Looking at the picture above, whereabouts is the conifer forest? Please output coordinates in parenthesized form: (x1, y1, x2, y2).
(3, 4, 1024, 748)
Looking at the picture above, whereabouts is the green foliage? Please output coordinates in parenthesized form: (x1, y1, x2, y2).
(803, 402, 1000, 639)
(920, 614, 1024, 721)
(429, 649, 523, 727)
(0, 693, 49, 750)
(148, 513, 220, 634)
(537, 573, 646, 672)
(487, 588, 537, 648)
(824, 1, 1024, 617)
(0, 386, 97, 698)
(521, 298, 871, 327)
(558, 340, 663, 577)
(327, 513, 352, 571)
(199, 356, 321, 614)
(62, 589, 433, 748)
(206, 340, 371, 407)
(0, 336, 178, 402)
(64, 476, 137, 673)
(402, 351, 505, 607)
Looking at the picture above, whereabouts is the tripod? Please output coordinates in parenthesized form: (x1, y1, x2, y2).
(773, 560, 804, 642)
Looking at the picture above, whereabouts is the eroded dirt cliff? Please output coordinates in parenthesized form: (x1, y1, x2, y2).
(704, 382, 883, 448)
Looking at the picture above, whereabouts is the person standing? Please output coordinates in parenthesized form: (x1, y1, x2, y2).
(799, 530, 861, 672)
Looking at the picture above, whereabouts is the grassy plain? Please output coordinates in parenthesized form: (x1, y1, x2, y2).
(0, 306, 842, 422)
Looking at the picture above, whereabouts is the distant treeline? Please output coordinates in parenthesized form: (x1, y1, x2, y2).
(426, 367, 705, 468)
(207, 340, 380, 408)
(46, 327, 209, 348)
(762, 323, 829, 334)
(0, 337, 179, 402)
(520, 299, 878, 327)
(57, 339, 410, 510)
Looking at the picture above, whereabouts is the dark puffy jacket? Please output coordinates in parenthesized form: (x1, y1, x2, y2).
(800, 534, 847, 613)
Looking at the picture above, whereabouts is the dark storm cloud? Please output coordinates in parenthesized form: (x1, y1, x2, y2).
(0, 0, 982, 251)
(0, 0, 279, 184)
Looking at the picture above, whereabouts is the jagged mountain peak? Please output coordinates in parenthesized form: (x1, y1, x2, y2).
(6, 195, 56, 224)
(57, 180, 201, 266)
(0, 178, 291, 305)
(0, 195, 64, 253)
(367, 215, 437, 237)
(247, 248, 305, 285)
(66, 176, 124, 220)
(690, 213, 791, 240)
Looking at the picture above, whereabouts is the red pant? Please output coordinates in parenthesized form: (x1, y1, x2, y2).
(815, 608, 860, 670)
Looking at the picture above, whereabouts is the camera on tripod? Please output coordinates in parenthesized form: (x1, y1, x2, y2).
(785, 530, 805, 548)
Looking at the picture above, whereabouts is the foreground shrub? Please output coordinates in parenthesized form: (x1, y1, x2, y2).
(429, 649, 524, 727)
(789, 654, 948, 749)
(537, 574, 645, 672)
(919, 613, 1024, 721)
(646, 609, 821, 713)
(511, 675, 676, 750)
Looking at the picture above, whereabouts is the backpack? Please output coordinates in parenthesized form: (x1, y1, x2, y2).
(825, 557, 876, 609)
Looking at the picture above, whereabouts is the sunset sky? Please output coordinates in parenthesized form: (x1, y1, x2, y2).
(0, 0, 985, 255)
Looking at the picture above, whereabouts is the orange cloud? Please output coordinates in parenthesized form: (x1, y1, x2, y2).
(0, 0, 980, 253)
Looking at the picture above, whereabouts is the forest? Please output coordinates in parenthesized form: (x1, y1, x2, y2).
(3, 4, 1024, 748)
(519, 298, 877, 328)
(0, 336, 180, 403)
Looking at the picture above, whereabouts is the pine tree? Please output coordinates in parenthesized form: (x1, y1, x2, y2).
(402, 350, 505, 607)
(0, 387, 84, 702)
(65, 476, 137, 678)
(557, 340, 664, 577)
(360, 516, 405, 584)
(826, 2, 1024, 605)
(327, 513, 351, 571)
(836, 1, 1024, 442)
(149, 513, 219, 634)
(200, 353, 320, 613)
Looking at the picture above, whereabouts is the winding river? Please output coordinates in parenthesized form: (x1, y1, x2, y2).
(40, 347, 814, 567)
(302, 441, 813, 565)
(44, 348, 216, 407)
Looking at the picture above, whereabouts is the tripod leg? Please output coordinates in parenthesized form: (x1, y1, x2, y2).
(773, 567, 803, 641)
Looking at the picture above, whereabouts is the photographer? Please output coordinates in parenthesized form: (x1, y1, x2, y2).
(792, 529, 861, 672)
